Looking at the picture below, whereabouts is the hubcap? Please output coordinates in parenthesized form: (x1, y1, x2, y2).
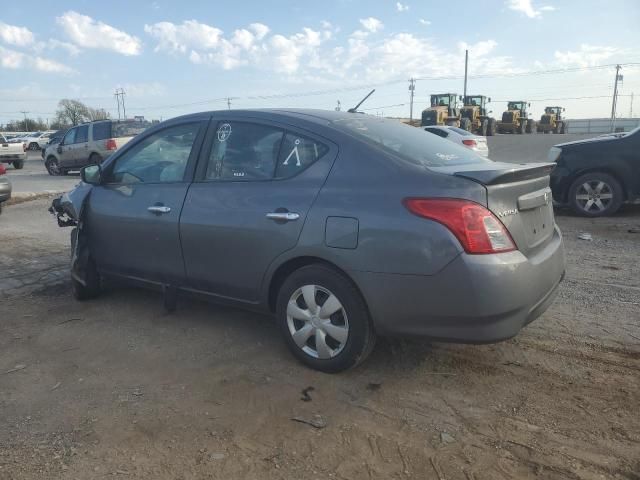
(575, 180, 614, 213)
(286, 285, 349, 359)
(49, 160, 59, 175)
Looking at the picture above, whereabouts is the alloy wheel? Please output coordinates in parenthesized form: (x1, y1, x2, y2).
(286, 285, 349, 359)
(575, 180, 614, 213)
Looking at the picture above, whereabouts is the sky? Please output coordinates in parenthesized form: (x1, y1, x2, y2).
(1, 0, 639, 126)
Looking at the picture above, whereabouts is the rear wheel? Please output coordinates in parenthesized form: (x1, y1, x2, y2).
(276, 264, 376, 373)
(28, 142, 39, 151)
(89, 152, 102, 165)
(568, 172, 623, 217)
(45, 156, 61, 176)
(13, 159, 24, 169)
(480, 119, 488, 136)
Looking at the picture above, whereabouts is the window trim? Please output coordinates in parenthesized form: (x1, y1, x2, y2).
(102, 120, 208, 186)
(194, 118, 333, 184)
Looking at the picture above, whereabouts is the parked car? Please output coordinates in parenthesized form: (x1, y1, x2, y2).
(549, 125, 640, 216)
(423, 125, 489, 157)
(0, 162, 11, 214)
(44, 120, 147, 176)
(0, 134, 26, 169)
(51, 109, 565, 372)
(41, 129, 69, 160)
(22, 131, 55, 150)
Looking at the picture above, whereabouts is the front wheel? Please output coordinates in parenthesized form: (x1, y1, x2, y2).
(13, 159, 24, 169)
(45, 157, 61, 176)
(276, 265, 376, 373)
(29, 142, 39, 151)
(568, 172, 623, 217)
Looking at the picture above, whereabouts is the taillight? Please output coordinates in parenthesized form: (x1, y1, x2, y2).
(105, 138, 117, 150)
(403, 198, 516, 254)
(462, 139, 477, 147)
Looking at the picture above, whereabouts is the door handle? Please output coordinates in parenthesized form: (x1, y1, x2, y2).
(266, 211, 300, 222)
(148, 205, 171, 214)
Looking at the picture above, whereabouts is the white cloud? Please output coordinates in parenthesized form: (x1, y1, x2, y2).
(0, 45, 73, 73)
(359, 17, 384, 33)
(145, 20, 222, 53)
(321, 20, 332, 29)
(506, 0, 555, 18)
(249, 22, 270, 40)
(554, 44, 620, 68)
(56, 11, 142, 56)
(0, 22, 34, 47)
(419, 19, 431, 26)
(396, 2, 409, 12)
(46, 39, 82, 56)
(458, 40, 498, 57)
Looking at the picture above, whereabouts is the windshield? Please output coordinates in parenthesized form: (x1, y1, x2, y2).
(508, 102, 524, 110)
(332, 116, 489, 167)
(431, 95, 451, 107)
(466, 97, 482, 106)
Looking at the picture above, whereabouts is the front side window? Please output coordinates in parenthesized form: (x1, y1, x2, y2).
(63, 128, 77, 145)
(76, 125, 89, 143)
(206, 122, 283, 181)
(108, 122, 202, 184)
(275, 133, 329, 179)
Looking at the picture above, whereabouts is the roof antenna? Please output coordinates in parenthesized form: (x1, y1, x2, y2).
(348, 89, 376, 113)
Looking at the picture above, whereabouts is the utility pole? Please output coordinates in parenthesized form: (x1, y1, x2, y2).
(227, 97, 232, 110)
(463, 49, 469, 100)
(114, 88, 127, 120)
(21, 111, 29, 131)
(335, 100, 341, 111)
(408, 78, 416, 125)
(610, 64, 622, 132)
(629, 92, 634, 118)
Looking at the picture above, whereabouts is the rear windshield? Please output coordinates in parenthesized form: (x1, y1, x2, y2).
(332, 116, 489, 167)
(448, 127, 474, 136)
(112, 121, 150, 138)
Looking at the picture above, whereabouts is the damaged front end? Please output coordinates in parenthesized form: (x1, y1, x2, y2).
(49, 183, 94, 286)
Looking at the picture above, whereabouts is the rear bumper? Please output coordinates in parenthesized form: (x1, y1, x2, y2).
(352, 226, 565, 343)
(0, 153, 26, 162)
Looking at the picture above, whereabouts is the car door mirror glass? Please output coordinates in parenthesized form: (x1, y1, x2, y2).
(82, 164, 101, 185)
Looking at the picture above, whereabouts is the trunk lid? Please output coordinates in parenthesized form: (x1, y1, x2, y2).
(431, 162, 556, 256)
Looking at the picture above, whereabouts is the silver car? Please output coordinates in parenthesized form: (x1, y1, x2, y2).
(424, 125, 490, 157)
(51, 109, 565, 372)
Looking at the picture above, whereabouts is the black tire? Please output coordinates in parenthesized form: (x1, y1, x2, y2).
(45, 156, 61, 176)
(487, 118, 497, 136)
(480, 119, 488, 136)
(526, 119, 536, 134)
(13, 159, 24, 169)
(568, 172, 624, 217)
(71, 257, 101, 300)
(460, 118, 471, 132)
(560, 123, 566, 134)
(276, 264, 376, 373)
(518, 121, 526, 134)
(89, 153, 103, 165)
(29, 142, 39, 151)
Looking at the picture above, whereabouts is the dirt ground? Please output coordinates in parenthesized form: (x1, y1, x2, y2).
(1, 199, 639, 480)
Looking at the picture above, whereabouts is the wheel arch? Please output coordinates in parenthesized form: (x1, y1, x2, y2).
(266, 255, 368, 316)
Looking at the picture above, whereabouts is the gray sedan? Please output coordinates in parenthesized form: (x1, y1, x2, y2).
(51, 109, 565, 372)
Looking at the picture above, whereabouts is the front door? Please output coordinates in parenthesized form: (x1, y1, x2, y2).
(72, 124, 89, 167)
(86, 120, 207, 284)
(180, 119, 336, 302)
(58, 127, 77, 169)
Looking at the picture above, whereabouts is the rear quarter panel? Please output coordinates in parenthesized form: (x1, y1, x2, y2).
(291, 138, 488, 276)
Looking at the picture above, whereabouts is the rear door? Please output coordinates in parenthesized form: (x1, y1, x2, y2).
(72, 124, 90, 167)
(87, 119, 208, 284)
(180, 119, 337, 301)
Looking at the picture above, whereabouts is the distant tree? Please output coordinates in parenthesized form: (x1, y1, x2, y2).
(55, 99, 90, 126)
(87, 107, 110, 121)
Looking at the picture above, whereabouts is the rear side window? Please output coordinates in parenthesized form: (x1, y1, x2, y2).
(335, 116, 488, 167)
(275, 133, 329, 179)
(76, 125, 89, 143)
(206, 122, 284, 181)
(92, 122, 112, 141)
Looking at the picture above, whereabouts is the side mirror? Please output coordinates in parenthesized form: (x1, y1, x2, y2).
(57, 145, 63, 154)
(81, 164, 102, 185)
(488, 97, 492, 102)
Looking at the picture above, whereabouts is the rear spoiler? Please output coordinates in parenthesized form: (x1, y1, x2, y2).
(451, 162, 555, 185)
